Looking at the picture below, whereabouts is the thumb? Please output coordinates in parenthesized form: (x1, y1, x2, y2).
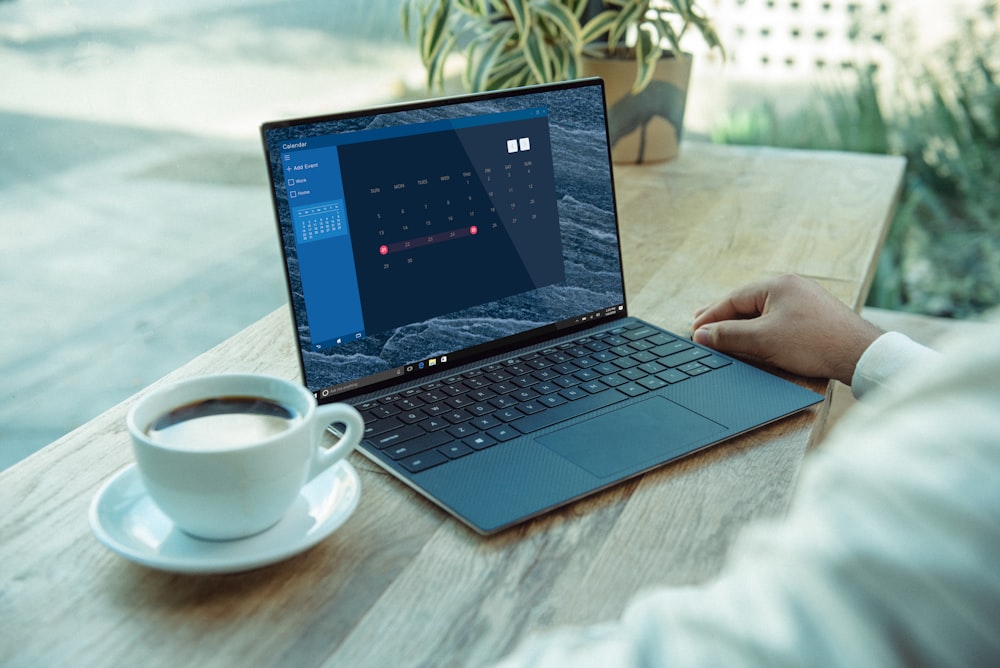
(693, 319, 767, 359)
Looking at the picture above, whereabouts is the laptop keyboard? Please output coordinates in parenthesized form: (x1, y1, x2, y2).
(353, 321, 732, 474)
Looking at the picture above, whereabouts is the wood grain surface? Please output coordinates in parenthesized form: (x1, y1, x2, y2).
(0, 142, 904, 668)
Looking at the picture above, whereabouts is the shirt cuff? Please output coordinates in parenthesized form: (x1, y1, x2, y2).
(851, 331, 938, 400)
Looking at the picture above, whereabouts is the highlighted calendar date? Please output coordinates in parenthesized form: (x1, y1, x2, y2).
(379, 225, 478, 256)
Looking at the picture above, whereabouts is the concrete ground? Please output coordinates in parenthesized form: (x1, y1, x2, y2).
(0, 0, 426, 469)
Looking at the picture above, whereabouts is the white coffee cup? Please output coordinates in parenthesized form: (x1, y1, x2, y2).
(126, 373, 363, 541)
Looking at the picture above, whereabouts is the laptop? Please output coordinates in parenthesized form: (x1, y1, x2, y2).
(260, 78, 822, 534)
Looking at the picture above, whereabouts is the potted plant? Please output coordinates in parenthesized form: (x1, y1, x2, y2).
(401, 0, 724, 163)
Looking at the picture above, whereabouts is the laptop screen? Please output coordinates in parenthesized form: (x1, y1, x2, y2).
(262, 79, 626, 401)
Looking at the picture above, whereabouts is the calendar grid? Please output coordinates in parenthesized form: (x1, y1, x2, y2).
(292, 200, 346, 243)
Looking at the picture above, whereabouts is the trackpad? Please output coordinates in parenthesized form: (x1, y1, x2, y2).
(538, 397, 726, 478)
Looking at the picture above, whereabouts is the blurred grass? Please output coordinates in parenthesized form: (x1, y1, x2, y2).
(711, 3, 1000, 318)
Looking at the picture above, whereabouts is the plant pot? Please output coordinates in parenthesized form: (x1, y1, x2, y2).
(582, 52, 693, 164)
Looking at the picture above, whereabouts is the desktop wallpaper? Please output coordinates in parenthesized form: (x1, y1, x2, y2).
(264, 83, 624, 393)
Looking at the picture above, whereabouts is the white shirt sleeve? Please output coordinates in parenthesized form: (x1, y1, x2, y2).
(493, 316, 1000, 668)
(851, 331, 939, 399)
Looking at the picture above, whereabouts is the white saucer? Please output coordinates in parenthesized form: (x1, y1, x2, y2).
(89, 460, 360, 574)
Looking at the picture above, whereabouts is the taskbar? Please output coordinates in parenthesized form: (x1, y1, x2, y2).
(313, 302, 626, 403)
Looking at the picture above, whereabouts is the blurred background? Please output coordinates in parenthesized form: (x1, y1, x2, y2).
(1, 0, 996, 470)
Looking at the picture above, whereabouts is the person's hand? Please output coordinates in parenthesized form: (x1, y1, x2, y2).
(691, 274, 883, 385)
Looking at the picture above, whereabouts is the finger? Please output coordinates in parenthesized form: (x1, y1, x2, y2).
(691, 283, 769, 330)
(693, 318, 770, 360)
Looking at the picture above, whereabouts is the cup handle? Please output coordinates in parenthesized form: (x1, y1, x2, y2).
(309, 403, 364, 479)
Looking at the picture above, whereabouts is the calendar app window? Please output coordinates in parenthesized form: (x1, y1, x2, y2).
(337, 112, 563, 335)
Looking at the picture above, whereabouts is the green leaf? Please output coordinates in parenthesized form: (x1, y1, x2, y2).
(632, 27, 661, 93)
(401, 0, 413, 41)
(427, 32, 458, 89)
(420, 0, 451, 66)
(551, 40, 582, 81)
(534, 0, 582, 47)
(505, 0, 531, 46)
(580, 10, 618, 46)
(609, 1, 644, 50)
(524, 25, 552, 83)
(569, 0, 590, 20)
(653, 13, 681, 54)
(470, 22, 516, 91)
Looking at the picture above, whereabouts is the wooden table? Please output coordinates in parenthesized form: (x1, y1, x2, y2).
(0, 142, 904, 668)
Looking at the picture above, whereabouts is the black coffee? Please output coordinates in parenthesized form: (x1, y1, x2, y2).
(146, 396, 301, 450)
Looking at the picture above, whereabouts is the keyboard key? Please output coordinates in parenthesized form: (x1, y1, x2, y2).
(511, 388, 627, 434)
(441, 384, 469, 397)
(619, 367, 647, 381)
(439, 443, 473, 460)
(398, 410, 425, 425)
(631, 350, 658, 363)
(638, 376, 669, 390)
(420, 390, 447, 403)
(539, 394, 567, 408)
(418, 417, 449, 431)
(702, 355, 733, 369)
(368, 423, 425, 449)
(619, 383, 649, 397)
(398, 450, 448, 473)
(384, 429, 452, 460)
(623, 326, 659, 341)
(472, 415, 502, 430)
(638, 361, 666, 374)
(656, 369, 689, 384)
(489, 395, 518, 409)
(495, 407, 525, 422)
(652, 340, 693, 356)
(446, 395, 474, 408)
(580, 380, 609, 394)
(511, 388, 539, 402)
(464, 434, 497, 450)
(395, 397, 424, 411)
(468, 402, 496, 416)
(601, 373, 628, 387)
(559, 387, 587, 401)
(447, 423, 477, 438)
(612, 356, 640, 370)
(443, 409, 473, 424)
(487, 425, 521, 442)
(364, 415, 402, 438)
(368, 404, 400, 419)
(662, 347, 711, 368)
(593, 362, 619, 375)
(468, 389, 496, 402)
(517, 400, 545, 414)
(464, 377, 489, 390)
